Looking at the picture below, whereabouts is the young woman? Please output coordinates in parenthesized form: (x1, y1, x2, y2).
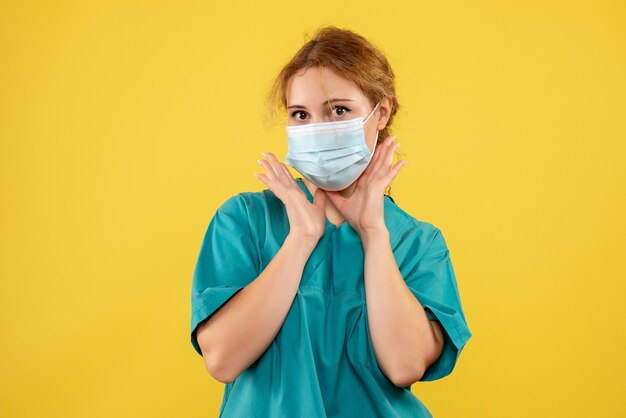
(190, 26, 472, 417)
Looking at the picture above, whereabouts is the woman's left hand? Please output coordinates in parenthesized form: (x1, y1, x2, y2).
(324, 135, 407, 238)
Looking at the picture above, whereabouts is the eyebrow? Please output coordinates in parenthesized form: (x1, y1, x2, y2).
(287, 98, 355, 110)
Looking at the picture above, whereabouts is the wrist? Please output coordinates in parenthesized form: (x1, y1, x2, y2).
(359, 227, 389, 249)
(285, 232, 319, 252)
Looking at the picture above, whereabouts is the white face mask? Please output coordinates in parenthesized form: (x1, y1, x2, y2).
(284, 102, 380, 191)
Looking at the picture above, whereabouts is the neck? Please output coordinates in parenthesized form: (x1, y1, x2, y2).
(302, 178, 357, 199)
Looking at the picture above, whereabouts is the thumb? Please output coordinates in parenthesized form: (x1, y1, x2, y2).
(323, 189, 339, 206)
(313, 187, 326, 210)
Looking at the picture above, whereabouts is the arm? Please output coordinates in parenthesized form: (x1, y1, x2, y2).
(361, 228, 445, 387)
(195, 233, 316, 384)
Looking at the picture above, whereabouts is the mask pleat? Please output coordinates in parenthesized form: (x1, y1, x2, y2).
(283, 102, 380, 190)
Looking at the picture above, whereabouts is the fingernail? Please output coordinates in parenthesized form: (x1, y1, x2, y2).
(257, 159, 262, 164)
(261, 152, 267, 157)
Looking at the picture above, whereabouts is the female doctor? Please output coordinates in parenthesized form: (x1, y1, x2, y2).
(190, 26, 472, 417)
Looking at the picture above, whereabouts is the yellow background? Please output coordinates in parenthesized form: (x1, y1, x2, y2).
(1, 1, 625, 417)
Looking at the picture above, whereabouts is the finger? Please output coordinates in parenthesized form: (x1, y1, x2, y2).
(372, 136, 396, 174)
(385, 141, 400, 168)
(263, 152, 288, 182)
(255, 171, 288, 202)
(373, 136, 395, 171)
(323, 189, 341, 209)
(257, 158, 277, 181)
(363, 135, 390, 177)
(357, 167, 370, 185)
(312, 187, 326, 210)
(254, 172, 270, 186)
(372, 136, 392, 165)
(280, 164, 298, 187)
(362, 141, 381, 177)
(386, 160, 407, 183)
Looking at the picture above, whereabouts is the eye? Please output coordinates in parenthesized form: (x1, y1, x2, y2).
(331, 105, 350, 117)
(291, 110, 307, 121)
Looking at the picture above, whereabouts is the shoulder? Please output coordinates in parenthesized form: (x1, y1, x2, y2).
(217, 189, 272, 215)
(214, 188, 285, 230)
(384, 195, 445, 250)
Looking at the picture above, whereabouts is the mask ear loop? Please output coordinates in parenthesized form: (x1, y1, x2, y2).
(369, 130, 380, 157)
(364, 102, 381, 157)
(363, 101, 381, 125)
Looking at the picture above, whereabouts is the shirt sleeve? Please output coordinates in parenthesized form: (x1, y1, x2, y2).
(189, 193, 261, 356)
(393, 222, 472, 381)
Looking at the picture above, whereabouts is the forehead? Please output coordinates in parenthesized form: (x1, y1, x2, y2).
(286, 66, 364, 105)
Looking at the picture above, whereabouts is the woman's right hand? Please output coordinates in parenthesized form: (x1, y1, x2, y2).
(255, 152, 327, 245)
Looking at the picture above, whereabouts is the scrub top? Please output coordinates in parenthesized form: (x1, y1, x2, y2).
(190, 177, 472, 418)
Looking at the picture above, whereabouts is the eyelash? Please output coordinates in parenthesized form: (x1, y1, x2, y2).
(291, 105, 351, 120)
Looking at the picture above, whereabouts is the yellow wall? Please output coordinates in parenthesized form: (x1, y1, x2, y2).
(1, 1, 624, 417)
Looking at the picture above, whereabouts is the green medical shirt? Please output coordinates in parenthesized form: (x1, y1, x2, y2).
(190, 177, 472, 417)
